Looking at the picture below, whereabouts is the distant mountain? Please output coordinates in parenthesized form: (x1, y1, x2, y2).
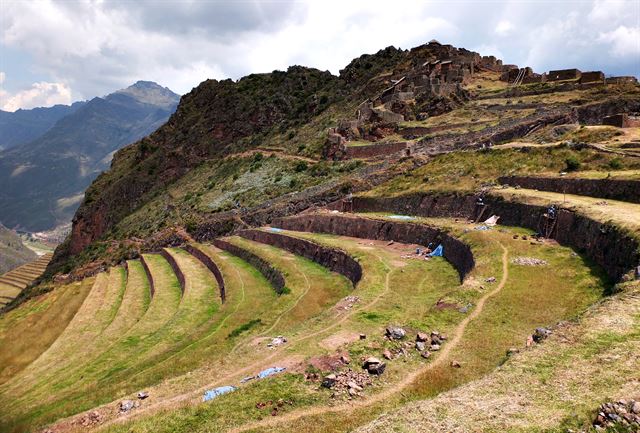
(0, 225, 36, 274)
(0, 102, 86, 151)
(0, 81, 180, 232)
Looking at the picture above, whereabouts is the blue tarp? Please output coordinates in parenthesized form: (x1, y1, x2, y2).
(428, 244, 444, 257)
(389, 215, 415, 220)
(203, 386, 236, 402)
(257, 367, 286, 379)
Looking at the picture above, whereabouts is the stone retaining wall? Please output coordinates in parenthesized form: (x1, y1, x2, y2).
(159, 249, 185, 294)
(238, 229, 362, 286)
(139, 255, 155, 298)
(212, 239, 286, 294)
(183, 244, 226, 303)
(349, 193, 639, 281)
(273, 213, 474, 282)
(498, 176, 640, 204)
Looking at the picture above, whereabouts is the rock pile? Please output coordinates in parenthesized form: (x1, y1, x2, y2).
(512, 257, 548, 266)
(593, 399, 640, 429)
(322, 369, 373, 397)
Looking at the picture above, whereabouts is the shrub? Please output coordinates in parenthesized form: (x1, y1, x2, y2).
(609, 158, 623, 169)
(565, 156, 581, 171)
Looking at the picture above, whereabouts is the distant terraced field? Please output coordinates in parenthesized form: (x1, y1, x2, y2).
(0, 253, 53, 307)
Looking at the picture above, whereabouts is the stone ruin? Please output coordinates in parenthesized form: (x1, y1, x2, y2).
(323, 41, 514, 160)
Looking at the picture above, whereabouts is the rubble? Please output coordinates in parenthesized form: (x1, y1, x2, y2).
(593, 399, 640, 429)
(267, 336, 287, 347)
(512, 257, 548, 266)
(322, 369, 373, 398)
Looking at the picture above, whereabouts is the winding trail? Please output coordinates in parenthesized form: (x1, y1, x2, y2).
(228, 243, 509, 433)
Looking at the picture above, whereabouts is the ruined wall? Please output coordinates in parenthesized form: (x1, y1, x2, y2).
(273, 213, 474, 282)
(212, 239, 286, 294)
(159, 249, 185, 294)
(602, 114, 640, 128)
(548, 69, 581, 81)
(498, 176, 640, 204)
(580, 71, 605, 84)
(346, 142, 408, 159)
(238, 229, 362, 286)
(139, 255, 155, 298)
(183, 244, 226, 303)
(349, 193, 639, 281)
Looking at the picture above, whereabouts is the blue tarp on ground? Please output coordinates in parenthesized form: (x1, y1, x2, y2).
(203, 386, 237, 402)
(257, 367, 286, 379)
(389, 215, 415, 220)
(428, 244, 444, 257)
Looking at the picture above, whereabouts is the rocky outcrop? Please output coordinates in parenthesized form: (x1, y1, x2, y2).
(183, 244, 226, 303)
(273, 213, 474, 281)
(212, 239, 286, 294)
(349, 193, 639, 281)
(159, 249, 185, 294)
(498, 176, 640, 204)
(238, 229, 362, 286)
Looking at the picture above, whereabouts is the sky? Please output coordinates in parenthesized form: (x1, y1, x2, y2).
(1, 0, 639, 111)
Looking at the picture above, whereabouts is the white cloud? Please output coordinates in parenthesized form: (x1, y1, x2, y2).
(0, 0, 638, 110)
(495, 20, 514, 36)
(598, 25, 640, 57)
(0, 79, 72, 112)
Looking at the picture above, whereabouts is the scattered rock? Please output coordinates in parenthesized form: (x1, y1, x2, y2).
(416, 332, 429, 342)
(119, 400, 138, 413)
(385, 326, 406, 340)
(512, 257, 548, 266)
(532, 327, 552, 343)
(137, 391, 149, 400)
(593, 399, 640, 429)
(267, 335, 287, 347)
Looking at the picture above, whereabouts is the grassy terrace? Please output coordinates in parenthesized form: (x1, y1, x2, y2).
(362, 145, 640, 199)
(98, 223, 603, 433)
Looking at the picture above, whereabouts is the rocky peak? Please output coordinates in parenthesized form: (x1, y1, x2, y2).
(113, 81, 180, 108)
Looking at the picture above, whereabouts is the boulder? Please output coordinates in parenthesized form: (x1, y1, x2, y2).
(367, 362, 387, 375)
(386, 326, 406, 340)
(322, 374, 337, 388)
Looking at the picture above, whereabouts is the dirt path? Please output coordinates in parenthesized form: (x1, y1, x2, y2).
(228, 243, 509, 433)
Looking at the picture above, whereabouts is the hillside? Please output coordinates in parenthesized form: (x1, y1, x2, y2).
(0, 102, 86, 151)
(0, 41, 639, 433)
(0, 225, 36, 274)
(0, 81, 180, 232)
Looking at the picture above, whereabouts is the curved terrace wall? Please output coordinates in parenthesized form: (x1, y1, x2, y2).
(139, 256, 155, 298)
(238, 229, 362, 286)
(159, 249, 185, 294)
(273, 213, 474, 282)
(498, 175, 640, 204)
(351, 194, 639, 281)
(212, 239, 286, 294)
(183, 244, 226, 303)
